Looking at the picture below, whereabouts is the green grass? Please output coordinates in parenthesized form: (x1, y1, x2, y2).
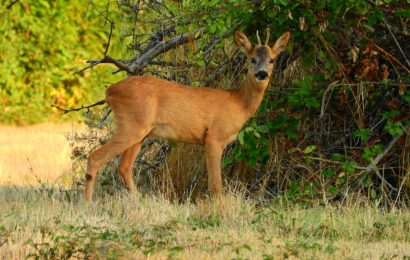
(0, 187, 409, 259)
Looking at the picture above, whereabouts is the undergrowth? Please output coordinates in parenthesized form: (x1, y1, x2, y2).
(64, 0, 409, 206)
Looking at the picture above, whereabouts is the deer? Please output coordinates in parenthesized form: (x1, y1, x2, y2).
(84, 29, 291, 201)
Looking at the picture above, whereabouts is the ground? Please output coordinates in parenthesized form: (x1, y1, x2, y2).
(0, 124, 81, 186)
(0, 124, 409, 259)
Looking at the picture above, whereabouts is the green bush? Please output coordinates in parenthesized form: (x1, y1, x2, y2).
(0, 0, 122, 124)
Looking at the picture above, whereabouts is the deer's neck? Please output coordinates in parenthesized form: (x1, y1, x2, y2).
(235, 75, 269, 117)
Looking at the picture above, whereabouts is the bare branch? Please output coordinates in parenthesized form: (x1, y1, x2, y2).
(52, 99, 106, 114)
(75, 55, 133, 75)
(320, 80, 340, 119)
(203, 20, 243, 56)
(104, 21, 115, 56)
(365, 124, 410, 171)
(6, 0, 19, 9)
(76, 28, 206, 75)
(383, 18, 410, 68)
(129, 27, 205, 74)
(359, 124, 410, 191)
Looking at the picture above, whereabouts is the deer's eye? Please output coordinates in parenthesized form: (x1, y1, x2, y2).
(269, 59, 275, 64)
(250, 58, 257, 64)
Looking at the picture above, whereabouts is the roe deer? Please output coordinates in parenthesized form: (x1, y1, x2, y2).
(84, 29, 291, 201)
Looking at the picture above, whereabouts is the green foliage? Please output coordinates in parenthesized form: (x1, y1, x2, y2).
(362, 144, 383, 162)
(288, 77, 320, 110)
(48, 0, 408, 204)
(225, 122, 270, 168)
(354, 128, 371, 142)
(385, 121, 405, 137)
(208, 0, 410, 202)
(0, 0, 122, 124)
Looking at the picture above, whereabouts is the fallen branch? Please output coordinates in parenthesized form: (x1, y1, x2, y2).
(52, 99, 106, 114)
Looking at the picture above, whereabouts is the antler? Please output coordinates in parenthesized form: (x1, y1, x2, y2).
(265, 28, 270, 45)
(256, 30, 261, 45)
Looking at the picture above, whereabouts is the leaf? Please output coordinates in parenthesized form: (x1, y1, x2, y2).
(256, 124, 269, 133)
(304, 145, 316, 154)
(196, 60, 206, 67)
(223, 156, 234, 166)
(370, 189, 377, 199)
(238, 131, 245, 145)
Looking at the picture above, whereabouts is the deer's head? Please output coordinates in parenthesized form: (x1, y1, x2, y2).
(235, 29, 290, 85)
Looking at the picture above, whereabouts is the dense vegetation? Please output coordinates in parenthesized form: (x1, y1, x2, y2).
(0, 0, 122, 124)
(67, 0, 409, 205)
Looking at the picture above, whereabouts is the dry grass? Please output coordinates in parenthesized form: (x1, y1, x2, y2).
(0, 189, 409, 259)
(0, 124, 409, 259)
(0, 124, 83, 186)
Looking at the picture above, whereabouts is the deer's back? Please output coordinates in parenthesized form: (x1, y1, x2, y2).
(105, 76, 246, 144)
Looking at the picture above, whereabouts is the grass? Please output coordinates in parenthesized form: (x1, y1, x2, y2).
(0, 124, 409, 259)
(0, 189, 409, 259)
(0, 124, 82, 186)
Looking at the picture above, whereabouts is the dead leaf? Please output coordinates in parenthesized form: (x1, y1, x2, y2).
(299, 17, 308, 31)
(399, 82, 406, 96)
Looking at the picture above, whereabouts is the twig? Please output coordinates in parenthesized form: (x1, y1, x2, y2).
(52, 99, 106, 114)
(307, 156, 368, 170)
(97, 109, 112, 128)
(149, 60, 193, 67)
(365, 124, 410, 171)
(383, 18, 410, 68)
(104, 21, 115, 56)
(75, 55, 133, 75)
(319, 80, 340, 119)
(355, 28, 410, 74)
(368, 160, 397, 191)
(6, 0, 19, 9)
(361, 124, 410, 191)
(203, 20, 243, 56)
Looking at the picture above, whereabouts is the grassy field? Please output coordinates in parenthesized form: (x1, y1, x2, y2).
(0, 124, 409, 259)
(0, 124, 82, 186)
(0, 190, 409, 259)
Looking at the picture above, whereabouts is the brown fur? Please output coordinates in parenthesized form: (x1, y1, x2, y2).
(84, 30, 291, 201)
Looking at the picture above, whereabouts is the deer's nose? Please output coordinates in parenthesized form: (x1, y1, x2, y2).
(255, 70, 269, 81)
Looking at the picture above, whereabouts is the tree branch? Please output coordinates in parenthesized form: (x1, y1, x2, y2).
(52, 99, 106, 114)
(129, 27, 205, 74)
(75, 55, 133, 75)
(75, 28, 206, 75)
(6, 0, 19, 9)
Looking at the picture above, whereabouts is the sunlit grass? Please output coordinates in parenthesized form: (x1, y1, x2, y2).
(0, 188, 409, 259)
(0, 124, 409, 259)
(0, 124, 83, 186)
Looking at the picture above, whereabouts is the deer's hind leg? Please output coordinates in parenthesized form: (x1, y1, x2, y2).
(84, 129, 147, 201)
(118, 142, 142, 192)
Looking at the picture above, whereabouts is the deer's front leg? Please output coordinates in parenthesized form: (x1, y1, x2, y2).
(205, 139, 224, 196)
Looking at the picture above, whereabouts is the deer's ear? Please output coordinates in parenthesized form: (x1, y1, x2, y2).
(235, 31, 253, 54)
(271, 32, 290, 54)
